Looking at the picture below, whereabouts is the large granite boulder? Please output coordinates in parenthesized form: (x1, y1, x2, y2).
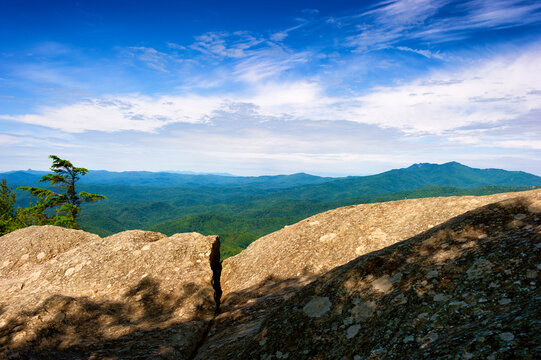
(221, 191, 539, 298)
(0, 227, 220, 359)
(2, 189, 540, 359)
(197, 189, 541, 359)
(233, 191, 541, 359)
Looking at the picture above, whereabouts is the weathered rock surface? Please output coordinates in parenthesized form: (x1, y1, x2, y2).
(2, 190, 541, 359)
(221, 191, 539, 297)
(214, 189, 541, 359)
(196, 190, 540, 358)
(0, 227, 220, 359)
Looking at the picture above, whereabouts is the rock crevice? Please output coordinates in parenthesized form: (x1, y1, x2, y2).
(1, 189, 540, 359)
(196, 189, 541, 359)
(189, 236, 223, 360)
(210, 237, 223, 314)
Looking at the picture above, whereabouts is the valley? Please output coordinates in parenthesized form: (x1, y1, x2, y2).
(3, 162, 540, 259)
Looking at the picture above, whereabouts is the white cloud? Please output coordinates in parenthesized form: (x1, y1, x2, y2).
(412, 0, 541, 43)
(190, 32, 264, 58)
(366, 0, 447, 25)
(270, 32, 288, 41)
(494, 140, 541, 149)
(233, 48, 309, 82)
(396, 46, 443, 59)
(166, 42, 187, 50)
(3, 47, 540, 138)
(186, 30, 309, 83)
(244, 48, 541, 135)
(0, 134, 20, 145)
(126, 46, 174, 72)
(347, 0, 450, 49)
(1, 95, 225, 133)
(341, 49, 541, 133)
(346, 0, 541, 50)
(458, 0, 541, 29)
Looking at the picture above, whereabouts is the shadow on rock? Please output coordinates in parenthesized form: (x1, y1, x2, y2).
(194, 195, 541, 359)
(195, 268, 318, 358)
(233, 196, 541, 359)
(0, 277, 213, 360)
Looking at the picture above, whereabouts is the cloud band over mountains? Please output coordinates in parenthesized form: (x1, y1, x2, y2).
(1, 0, 540, 175)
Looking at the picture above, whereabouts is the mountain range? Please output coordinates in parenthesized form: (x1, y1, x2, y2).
(3, 162, 539, 190)
(2, 162, 540, 258)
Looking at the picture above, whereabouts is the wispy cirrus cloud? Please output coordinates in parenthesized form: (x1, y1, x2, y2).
(113, 0, 541, 85)
(190, 31, 265, 58)
(344, 0, 541, 50)
(454, 0, 541, 29)
(125, 46, 177, 72)
(413, 0, 541, 42)
(166, 42, 187, 50)
(3, 45, 540, 137)
(0, 134, 20, 145)
(345, 0, 450, 50)
(187, 30, 312, 83)
(396, 46, 444, 59)
(122, 30, 310, 84)
(233, 47, 310, 82)
(269, 23, 306, 42)
(106, 0, 541, 90)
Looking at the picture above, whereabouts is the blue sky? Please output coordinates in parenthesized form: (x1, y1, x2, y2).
(1, 0, 540, 176)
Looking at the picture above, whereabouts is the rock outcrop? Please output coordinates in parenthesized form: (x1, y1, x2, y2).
(0, 227, 220, 359)
(1, 189, 540, 359)
(199, 189, 541, 359)
(232, 190, 541, 359)
(221, 191, 538, 297)
(196, 190, 540, 358)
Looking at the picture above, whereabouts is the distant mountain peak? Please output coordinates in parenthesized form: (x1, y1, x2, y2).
(408, 161, 465, 169)
(408, 162, 438, 169)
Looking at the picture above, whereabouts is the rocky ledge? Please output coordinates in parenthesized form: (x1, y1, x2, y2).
(219, 191, 541, 359)
(196, 190, 540, 358)
(1, 189, 540, 359)
(0, 227, 220, 359)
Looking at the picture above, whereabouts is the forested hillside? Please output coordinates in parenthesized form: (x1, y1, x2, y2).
(2, 162, 540, 258)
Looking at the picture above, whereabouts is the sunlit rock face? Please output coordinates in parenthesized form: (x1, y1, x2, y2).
(220, 190, 537, 298)
(2, 189, 540, 359)
(0, 227, 220, 360)
(197, 189, 540, 359)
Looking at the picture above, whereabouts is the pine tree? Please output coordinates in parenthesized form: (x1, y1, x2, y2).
(19, 155, 106, 228)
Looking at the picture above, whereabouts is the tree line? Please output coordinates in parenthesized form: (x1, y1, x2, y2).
(0, 155, 105, 236)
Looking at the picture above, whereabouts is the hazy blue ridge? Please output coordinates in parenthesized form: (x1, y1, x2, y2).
(2, 162, 539, 191)
(263, 162, 541, 201)
(0, 169, 334, 189)
(3, 162, 539, 259)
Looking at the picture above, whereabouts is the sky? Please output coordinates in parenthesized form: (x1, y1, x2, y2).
(1, 0, 540, 176)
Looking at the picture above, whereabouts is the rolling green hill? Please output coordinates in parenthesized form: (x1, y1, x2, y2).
(262, 162, 541, 201)
(0, 169, 333, 188)
(143, 185, 537, 259)
(2, 162, 540, 259)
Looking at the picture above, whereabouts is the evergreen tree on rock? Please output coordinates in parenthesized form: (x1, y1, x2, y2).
(19, 155, 106, 229)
